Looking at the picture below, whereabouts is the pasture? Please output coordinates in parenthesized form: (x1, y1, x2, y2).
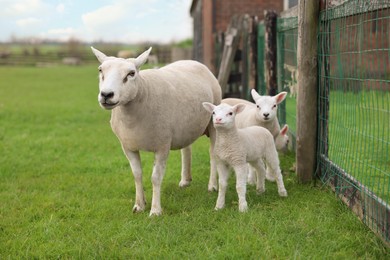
(0, 65, 388, 258)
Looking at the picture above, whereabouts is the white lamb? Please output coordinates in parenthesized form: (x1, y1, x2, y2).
(91, 47, 221, 216)
(206, 90, 288, 188)
(202, 102, 288, 212)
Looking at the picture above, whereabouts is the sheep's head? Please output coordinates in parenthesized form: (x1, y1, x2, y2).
(91, 47, 152, 110)
(275, 124, 289, 151)
(251, 89, 287, 123)
(202, 102, 246, 129)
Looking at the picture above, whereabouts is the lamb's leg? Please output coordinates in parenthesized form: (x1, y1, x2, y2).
(208, 122, 218, 192)
(150, 149, 170, 216)
(266, 158, 287, 197)
(233, 164, 248, 212)
(247, 164, 256, 185)
(215, 162, 229, 210)
(124, 150, 146, 213)
(179, 145, 192, 188)
(250, 160, 266, 195)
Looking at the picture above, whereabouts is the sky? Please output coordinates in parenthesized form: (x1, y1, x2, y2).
(0, 0, 193, 43)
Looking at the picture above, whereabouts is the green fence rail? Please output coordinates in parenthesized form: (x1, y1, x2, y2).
(317, 0, 390, 243)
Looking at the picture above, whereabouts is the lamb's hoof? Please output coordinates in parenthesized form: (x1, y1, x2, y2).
(278, 190, 288, 197)
(132, 204, 145, 213)
(266, 174, 276, 182)
(179, 179, 191, 188)
(208, 184, 218, 192)
(256, 188, 265, 195)
(149, 208, 162, 216)
(239, 202, 248, 213)
(214, 206, 224, 211)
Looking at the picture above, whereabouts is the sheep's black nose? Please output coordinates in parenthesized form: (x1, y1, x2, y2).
(101, 91, 114, 99)
(263, 113, 269, 118)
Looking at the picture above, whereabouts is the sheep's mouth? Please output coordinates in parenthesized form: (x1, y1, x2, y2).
(101, 101, 119, 109)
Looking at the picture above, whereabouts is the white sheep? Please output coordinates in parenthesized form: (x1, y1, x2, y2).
(91, 47, 221, 216)
(202, 102, 288, 212)
(205, 90, 288, 189)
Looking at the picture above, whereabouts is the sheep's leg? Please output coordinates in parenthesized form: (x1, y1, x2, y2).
(179, 145, 192, 188)
(233, 164, 248, 212)
(247, 164, 256, 185)
(208, 122, 218, 192)
(266, 161, 288, 197)
(250, 160, 266, 195)
(150, 149, 170, 216)
(215, 162, 229, 210)
(265, 166, 276, 182)
(125, 150, 146, 213)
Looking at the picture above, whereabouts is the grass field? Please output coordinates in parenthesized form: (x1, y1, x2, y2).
(0, 65, 389, 258)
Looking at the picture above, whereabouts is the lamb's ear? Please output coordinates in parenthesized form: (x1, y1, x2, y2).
(91, 47, 107, 63)
(134, 47, 152, 69)
(280, 124, 289, 135)
(251, 89, 261, 101)
(233, 103, 246, 114)
(275, 91, 288, 104)
(202, 102, 215, 113)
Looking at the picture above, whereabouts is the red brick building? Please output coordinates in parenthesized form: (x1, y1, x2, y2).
(190, 0, 284, 74)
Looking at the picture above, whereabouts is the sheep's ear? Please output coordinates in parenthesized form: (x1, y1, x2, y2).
(251, 89, 261, 101)
(233, 104, 246, 114)
(202, 102, 215, 113)
(275, 91, 287, 104)
(280, 124, 289, 135)
(91, 47, 108, 63)
(134, 47, 152, 69)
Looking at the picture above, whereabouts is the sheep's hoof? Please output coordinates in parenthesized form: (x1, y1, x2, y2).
(179, 179, 191, 188)
(208, 184, 218, 192)
(265, 173, 276, 182)
(256, 188, 265, 195)
(278, 190, 288, 197)
(239, 203, 248, 213)
(149, 207, 162, 216)
(132, 204, 145, 213)
(214, 206, 224, 211)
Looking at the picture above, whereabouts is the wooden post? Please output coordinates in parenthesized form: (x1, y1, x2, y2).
(296, 0, 320, 183)
(264, 10, 277, 96)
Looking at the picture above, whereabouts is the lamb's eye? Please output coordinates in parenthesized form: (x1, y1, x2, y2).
(128, 70, 136, 77)
(98, 67, 102, 73)
(273, 104, 277, 108)
(228, 112, 233, 116)
(257, 105, 260, 109)
(212, 112, 215, 115)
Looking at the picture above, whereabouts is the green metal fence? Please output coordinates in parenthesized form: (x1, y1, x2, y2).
(276, 15, 298, 150)
(317, 0, 390, 243)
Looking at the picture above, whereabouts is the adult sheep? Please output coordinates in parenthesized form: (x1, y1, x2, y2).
(91, 47, 221, 216)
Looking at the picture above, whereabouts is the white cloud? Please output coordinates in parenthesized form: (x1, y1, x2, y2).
(3, 0, 49, 17)
(56, 3, 65, 13)
(16, 17, 41, 27)
(82, 4, 128, 28)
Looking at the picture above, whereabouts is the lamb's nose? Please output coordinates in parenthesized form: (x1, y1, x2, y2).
(101, 91, 114, 99)
(263, 113, 269, 118)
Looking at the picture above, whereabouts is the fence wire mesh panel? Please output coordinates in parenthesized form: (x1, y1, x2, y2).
(276, 15, 298, 150)
(257, 22, 266, 95)
(317, 0, 390, 243)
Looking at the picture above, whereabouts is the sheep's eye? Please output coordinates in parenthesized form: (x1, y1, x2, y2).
(128, 70, 136, 77)
(228, 112, 233, 116)
(212, 112, 215, 115)
(257, 105, 260, 109)
(273, 104, 277, 108)
(98, 67, 102, 73)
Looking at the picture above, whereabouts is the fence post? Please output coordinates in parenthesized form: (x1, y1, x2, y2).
(296, 0, 320, 183)
(264, 10, 277, 96)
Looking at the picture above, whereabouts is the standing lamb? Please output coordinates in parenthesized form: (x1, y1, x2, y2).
(206, 90, 288, 189)
(91, 47, 221, 216)
(202, 102, 288, 212)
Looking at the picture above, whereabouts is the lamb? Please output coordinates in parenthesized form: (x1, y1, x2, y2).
(202, 102, 288, 212)
(206, 90, 288, 190)
(91, 47, 221, 216)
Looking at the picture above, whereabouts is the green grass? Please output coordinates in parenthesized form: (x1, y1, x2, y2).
(0, 66, 389, 258)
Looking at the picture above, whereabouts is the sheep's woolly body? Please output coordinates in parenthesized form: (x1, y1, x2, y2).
(92, 47, 221, 216)
(202, 103, 287, 212)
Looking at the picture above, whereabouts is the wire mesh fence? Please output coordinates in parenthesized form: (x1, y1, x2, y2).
(317, 0, 390, 243)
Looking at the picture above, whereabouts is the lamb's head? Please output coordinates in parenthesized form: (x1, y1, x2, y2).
(202, 102, 246, 129)
(91, 47, 152, 110)
(275, 124, 289, 151)
(251, 89, 287, 122)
